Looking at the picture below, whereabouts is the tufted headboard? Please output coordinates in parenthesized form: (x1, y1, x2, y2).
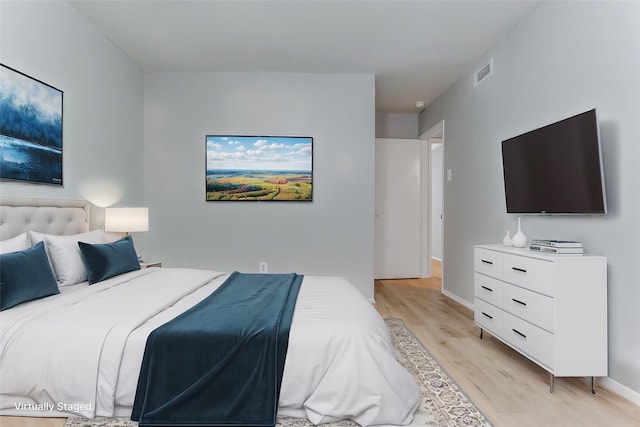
(0, 197, 90, 240)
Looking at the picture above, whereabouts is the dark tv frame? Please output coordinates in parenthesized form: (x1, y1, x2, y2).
(501, 109, 607, 215)
(205, 135, 313, 202)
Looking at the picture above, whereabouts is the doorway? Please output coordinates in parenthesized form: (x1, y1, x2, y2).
(374, 120, 444, 284)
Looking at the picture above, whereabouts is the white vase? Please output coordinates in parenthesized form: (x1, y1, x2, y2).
(512, 217, 527, 248)
(502, 230, 513, 246)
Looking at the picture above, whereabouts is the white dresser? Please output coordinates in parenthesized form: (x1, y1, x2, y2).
(473, 244, 607, 392)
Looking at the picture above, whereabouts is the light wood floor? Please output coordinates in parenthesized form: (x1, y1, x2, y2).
(3, 261, 639, 427)
(394, 258, 443, 291)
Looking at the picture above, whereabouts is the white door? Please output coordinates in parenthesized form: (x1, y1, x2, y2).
(375, 138, 422, 279)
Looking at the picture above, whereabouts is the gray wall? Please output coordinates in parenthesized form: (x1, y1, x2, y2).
(1, 1, 377, 300)
(419, 1, 640, 396)
(0, 0, 145, 222)
(375, 113, 418, 139)
(143, 72, 376, 299)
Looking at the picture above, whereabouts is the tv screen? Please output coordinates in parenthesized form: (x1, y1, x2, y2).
(501, 109, 606, 214)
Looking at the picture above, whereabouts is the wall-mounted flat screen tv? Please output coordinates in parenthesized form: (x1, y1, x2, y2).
(205, 135, 313, 201)
(501, 109, 606, 214)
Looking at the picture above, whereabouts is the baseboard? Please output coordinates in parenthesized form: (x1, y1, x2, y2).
(599, 376, 640, 406)
(441, 288, 473, 310)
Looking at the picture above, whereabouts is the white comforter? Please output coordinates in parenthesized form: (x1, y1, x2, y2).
(0, 268, 419, 426)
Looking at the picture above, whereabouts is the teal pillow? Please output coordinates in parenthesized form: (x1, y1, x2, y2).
(0, 242, 60, 311)
(78, 236, 141, 284)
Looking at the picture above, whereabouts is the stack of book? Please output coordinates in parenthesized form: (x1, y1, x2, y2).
(529, 239, 584, 254)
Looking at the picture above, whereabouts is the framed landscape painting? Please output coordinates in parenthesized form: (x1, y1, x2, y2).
(0, 64, 63, 186)
(206, 135, 313, 201)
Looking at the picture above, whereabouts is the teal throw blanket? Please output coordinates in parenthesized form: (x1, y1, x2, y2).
(131, 272, 303, 426)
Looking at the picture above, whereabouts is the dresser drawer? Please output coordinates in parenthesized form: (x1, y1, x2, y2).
(474, 248, 503, 279)
(502, 253, 554, 296)
(503, 283, 554, 332)
(503, 311, 554, 370)
(474, 273, 504, 307)
(474, 298, 503, 336)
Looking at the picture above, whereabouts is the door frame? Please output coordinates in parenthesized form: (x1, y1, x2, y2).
(419, 138, 431, 278)
(420, 120, 445, 280)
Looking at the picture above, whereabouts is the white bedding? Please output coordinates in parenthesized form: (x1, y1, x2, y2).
(0, 268, 419, 426)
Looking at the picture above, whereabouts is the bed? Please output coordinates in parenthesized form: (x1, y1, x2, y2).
(0, 198, 419, 426)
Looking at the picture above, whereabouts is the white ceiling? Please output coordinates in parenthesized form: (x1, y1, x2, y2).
(70, 0, 540, 114)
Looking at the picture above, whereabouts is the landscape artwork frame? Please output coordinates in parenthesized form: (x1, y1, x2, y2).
(206, 135, 313, 202)
(0, 64, 63, 186)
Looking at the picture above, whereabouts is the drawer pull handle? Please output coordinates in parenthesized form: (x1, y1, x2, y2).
(481, 285, 493, 292)
(512, 298, 527, 306)
(512, 329, 527, 339)
(512, 267, 527, 273)
(481, 259, 493, 265)
(482, 312, 493, 320)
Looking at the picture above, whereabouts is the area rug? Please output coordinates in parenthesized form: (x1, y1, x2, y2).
(65, 318, 491, 427)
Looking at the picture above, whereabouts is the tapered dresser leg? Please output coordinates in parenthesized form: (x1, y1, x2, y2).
(480, 328, 483, 339)
(549, 373, 555, 393)
(592, 377, 596, 394)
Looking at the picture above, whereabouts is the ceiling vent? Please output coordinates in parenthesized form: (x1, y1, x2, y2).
(474, 58, 493, 87)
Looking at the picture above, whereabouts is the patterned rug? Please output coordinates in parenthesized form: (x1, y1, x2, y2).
(65, 318, 491, 427)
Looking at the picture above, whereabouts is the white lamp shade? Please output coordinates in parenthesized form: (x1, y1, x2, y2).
(105, 207, 149, 233)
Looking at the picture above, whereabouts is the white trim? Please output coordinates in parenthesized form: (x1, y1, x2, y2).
(420, 120, 445, 285)
(441, 289, 474, 311)
(598, 377, 640, 406)
(419, 138, 431, 278)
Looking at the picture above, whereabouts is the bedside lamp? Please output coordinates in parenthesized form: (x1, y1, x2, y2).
(105, 207, 149, 236)
(105, 207, 149, 263)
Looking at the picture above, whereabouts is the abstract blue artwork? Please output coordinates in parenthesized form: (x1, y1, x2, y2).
(0, 64, 63, 186)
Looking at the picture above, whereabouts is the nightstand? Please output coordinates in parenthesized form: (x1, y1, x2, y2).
(140, 261, 162, 269)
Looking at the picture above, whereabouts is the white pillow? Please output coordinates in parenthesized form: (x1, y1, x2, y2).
(31, 230, 107, 286)
(29, 230, 51, 247)
(28, 230, 56, 273)
(0, 232, 31, 254)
